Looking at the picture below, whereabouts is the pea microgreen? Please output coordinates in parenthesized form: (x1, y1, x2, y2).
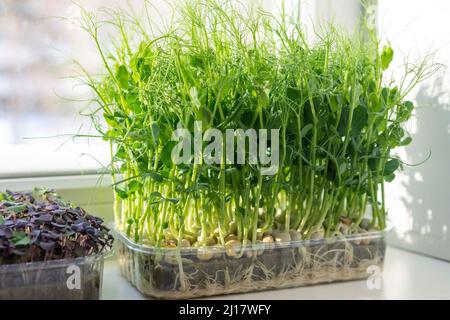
(77, 0, 438, 246)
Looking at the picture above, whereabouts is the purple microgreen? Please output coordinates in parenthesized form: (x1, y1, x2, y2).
(0, 189, 113, 264)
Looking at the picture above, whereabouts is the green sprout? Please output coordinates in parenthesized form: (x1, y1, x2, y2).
(76, 0, 438, 248)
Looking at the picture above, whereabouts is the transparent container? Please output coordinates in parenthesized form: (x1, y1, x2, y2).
(0, 253, 109, 300)
(116, 230, 386, 299)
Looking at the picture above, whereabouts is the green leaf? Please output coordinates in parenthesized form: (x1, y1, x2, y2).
(199, 106, 213, 126)
(381, 46, 394, 70)
(352, 83, 363, 102)
(190, 87, 201, 109)
(339, 162, 347, 175)
(189, 54, 203, 68)
(33, 188, 52, 199)
(12, 231, 30, 246)
(115, 186, 129, 199)
(136, 158, 149, 175)
(383, 159, 400, 176)
(369, 92, 381, 111)
(160, 140, 178, 167)
(399, 136, 413, 146)
(218, 77, 232, 98)
(351, 105, 368, 136)
(150, 192, 162, 198)
(368, 157, 378, 171)
(267, 113, 282, 130)
(116, 146, 127, 159)
(0, 216, 5, 225)
(375, 118, 388, 133)
(328, 94, 342, 113)
(258, 89, 270, 109)
(404, 101, 414, 111)
(116, 65, 129, 89)
(388, 86, 399, 103)
(337, 105, 350, 136)
(381, 87, 389, 109)
(389, 126, 405, 145)
(7, 205, 27, 213)
(105, 129, 120, 140)
(150, 122, 160, 145)
(385, 173, 396, 182)
(336, 157, 348, 176)
(239, 109, 254, 127)
(287, 87, 301, 101)
(284, 145, 295, 165)
(15, 236, 31, 246)
(301, 123, 313, 137)
(104, 113, 117, 128)
(128, 180, 142, 193)
(145, 171, 164, 183)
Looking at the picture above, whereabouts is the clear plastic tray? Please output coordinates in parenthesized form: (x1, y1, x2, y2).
(0, 252, 109, 300)
(116, 230, 386, 299)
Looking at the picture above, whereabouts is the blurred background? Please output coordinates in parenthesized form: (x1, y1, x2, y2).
(0, 0, 449, 261)
(0, 0, 111, 177)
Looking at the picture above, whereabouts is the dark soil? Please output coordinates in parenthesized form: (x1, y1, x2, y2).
(0, 189, 113, 265)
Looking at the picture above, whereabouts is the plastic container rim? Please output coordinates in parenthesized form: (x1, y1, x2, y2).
(0, 248, 113, 272)
(114, 225, 390, 257)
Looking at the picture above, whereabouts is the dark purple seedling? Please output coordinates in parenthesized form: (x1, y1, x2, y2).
(0, 189, 113, 265)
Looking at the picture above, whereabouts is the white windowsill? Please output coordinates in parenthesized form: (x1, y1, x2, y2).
(0, 174, 112, 192)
